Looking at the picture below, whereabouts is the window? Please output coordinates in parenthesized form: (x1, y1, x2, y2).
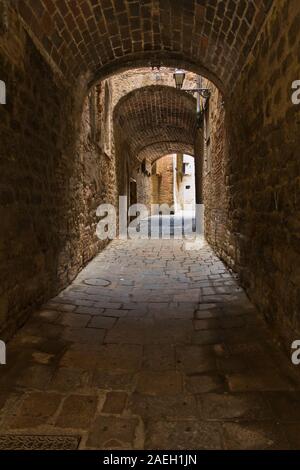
(183, 162, 189, 175)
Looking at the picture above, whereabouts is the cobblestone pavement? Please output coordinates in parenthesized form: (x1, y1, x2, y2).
(1, 238, 300, 450)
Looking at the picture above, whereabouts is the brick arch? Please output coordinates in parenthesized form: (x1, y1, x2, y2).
(113, 85, 197, 163)
(139, 143, 194, 164)
(152, 150, 194, 163)
(15, 0, 273, 94)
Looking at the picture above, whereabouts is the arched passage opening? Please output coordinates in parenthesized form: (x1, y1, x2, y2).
(15, 0, 273, 95)
(112, 84, 199, 208)
(1, 0, 300, 450)
(151, 153, 196, 214)
(1, 1, 299, 353)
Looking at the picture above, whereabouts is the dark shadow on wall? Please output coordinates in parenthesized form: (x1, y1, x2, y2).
(0, 12, 113, 340)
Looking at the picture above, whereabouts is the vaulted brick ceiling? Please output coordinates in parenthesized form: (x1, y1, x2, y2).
(16, 0, 273, 92)
(114, 85, 197, 162)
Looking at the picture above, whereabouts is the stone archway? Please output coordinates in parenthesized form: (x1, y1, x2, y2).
(1, 0, 300, 350)
(15, 0, 273, 94)
(114, 85, 197, 163)
(113, 84, 198, 207)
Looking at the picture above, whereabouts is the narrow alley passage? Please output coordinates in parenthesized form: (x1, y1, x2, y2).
(0, 237, 299, 450)
(1, 0, 300, 458)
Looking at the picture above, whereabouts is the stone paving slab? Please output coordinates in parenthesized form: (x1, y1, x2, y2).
(0, 238, 300, 449)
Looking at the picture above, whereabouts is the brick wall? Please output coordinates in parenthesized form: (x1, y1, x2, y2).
(106, 68, 198, 211)
(15, 1, 271, 92)
(203, 82, 230, 264)
(77, 85, 116, 264)
(135, 162, 152, 209)
(113, 84, 197, 163)
(2, 1, 299, 349)
(113, 82, 196, 211)
(204, 0, 300, 347)
(151, 155, 174, 207)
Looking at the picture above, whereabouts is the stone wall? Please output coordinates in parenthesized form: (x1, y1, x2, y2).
(204, 0, 300, 347)
(203, 82, 230, 263)
(114, 118, 152, 211)
(104, 68, 198, 203)
(2, 0, 299, 351)
(103, 68, 199, 166)
(228, 0, 300, 346)
(77, 85, 116, 264)
(152, 155, 174, 208)
(14, 0, 272, 92)
(112, 76, 197, 211)
(135, 161, 152, 209)
(0, 12, 114, 340)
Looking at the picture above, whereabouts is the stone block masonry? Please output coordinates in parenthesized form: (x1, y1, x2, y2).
(151, 155, 174, 207)
(227, 0, 300, 347)
(14, 0, 272, 92)
(203, 81, 230, 266)
(204, 0, 300, 348)
(0, 11, 115, 340)
(1, 0, 299, 354)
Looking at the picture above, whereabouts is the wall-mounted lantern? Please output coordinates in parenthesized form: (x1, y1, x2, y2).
(173, 71, 211, 128)
(173, 70, 211, 100)
(173, 69, 186, 90)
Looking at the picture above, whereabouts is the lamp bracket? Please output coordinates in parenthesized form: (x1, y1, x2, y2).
(182, 88, 211, 98)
